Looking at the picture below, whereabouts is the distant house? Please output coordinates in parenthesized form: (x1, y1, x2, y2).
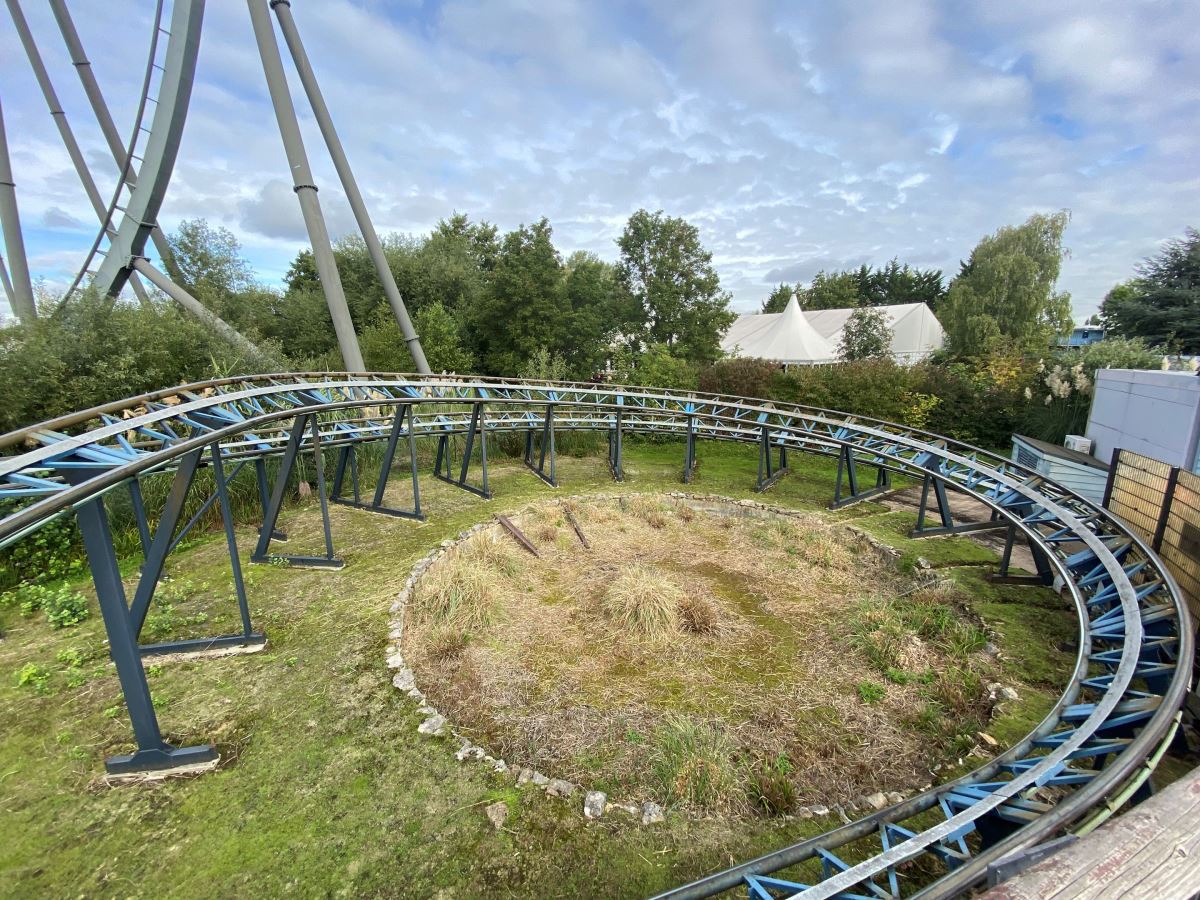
(720, 298, 944, 366)
(1058, 326, 1106, 348)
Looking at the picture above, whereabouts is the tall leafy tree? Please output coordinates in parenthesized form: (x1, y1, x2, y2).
(940, 211, 1073, 356)
(561, 251, 625, 379)
(163, 219, 255, 323)
(467, 218, 567, 375)
(761, 283, 794, 313)
(866, 259, 945, 310)
(1099, 228, 1199, 352)
(616, 209, 735, 364)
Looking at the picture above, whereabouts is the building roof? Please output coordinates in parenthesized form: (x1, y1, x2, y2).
(720, 295, 836, 364)
(1013, 434, 1109, 472)
(804, 302, 945, 357)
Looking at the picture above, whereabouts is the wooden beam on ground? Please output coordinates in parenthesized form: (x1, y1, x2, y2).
(495, 514, 539, 557)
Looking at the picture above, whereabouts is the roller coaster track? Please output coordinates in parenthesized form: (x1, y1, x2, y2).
(0, 373, 1191, 899)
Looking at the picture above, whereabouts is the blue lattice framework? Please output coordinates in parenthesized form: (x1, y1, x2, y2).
(0, 373, 1191, 898)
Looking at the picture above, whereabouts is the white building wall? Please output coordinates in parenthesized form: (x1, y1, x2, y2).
(1086, 370, 1200, 472)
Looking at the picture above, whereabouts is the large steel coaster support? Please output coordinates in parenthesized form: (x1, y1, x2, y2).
(268, 0, 429, 374)
(831, 444, 891, 508)
(523, 404, 557, 487)
(67, 470, 218, 773)
(252, 414, 344, 569)
(247, 0, 364, 372)
(6, 0, 153, 306)
(255, 457, 288, 542)
(331, 405, 423, 520)
(0, 93, 35, 321)
(433, 402, 491, 499)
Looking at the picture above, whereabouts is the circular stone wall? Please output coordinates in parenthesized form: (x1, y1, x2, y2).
(401, 494, 1004, 817)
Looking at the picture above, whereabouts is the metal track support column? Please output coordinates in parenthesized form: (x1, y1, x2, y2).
(682, 415, 697, 484)
(255, 456, 287, 541)
(252, 413, 344, 568)
(331, 406, 423, 519)
(608, 407, 624, 481)
(830, 445, 891, 508)
(247, 0, 364, 372)
(269, 0, 429, 373)
(990, 524, 1055, 586)
(0, 94, 35, 321)
(911, 456, 1007, 538)
(433, 403, 490, 498)
(67, 471, 216, 774)
(755, 424, 789, 492)
(523, 404, 557, 486)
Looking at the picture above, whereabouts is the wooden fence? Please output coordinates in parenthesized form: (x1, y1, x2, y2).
(1103, 449, 1200, 620)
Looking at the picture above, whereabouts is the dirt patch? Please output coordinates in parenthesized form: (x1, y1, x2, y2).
(403, 496, 1000, 816)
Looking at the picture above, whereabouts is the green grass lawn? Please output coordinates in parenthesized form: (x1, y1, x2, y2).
(0, 441, 1083, 898)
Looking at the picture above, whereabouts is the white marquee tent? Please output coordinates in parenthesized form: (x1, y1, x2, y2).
(720, 295, 836, 365)
(721, 299, 944, 365)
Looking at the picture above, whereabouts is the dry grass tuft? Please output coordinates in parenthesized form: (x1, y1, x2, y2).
(601, 565, 683, 637)
(426, 625, 470, 661)
(630, 496, 669, 529)
(678, 593, 720, 635)
(533, 522, 559, 544)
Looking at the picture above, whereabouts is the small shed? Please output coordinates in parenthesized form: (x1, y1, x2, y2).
(1011, 434, 1110, 505)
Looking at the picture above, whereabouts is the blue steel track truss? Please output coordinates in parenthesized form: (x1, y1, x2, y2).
(0, 373, 1191, 899)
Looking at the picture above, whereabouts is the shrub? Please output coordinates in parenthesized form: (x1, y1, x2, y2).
(698, 357, 778, 400)
(44, 589, 90, 629)
(16, 662, 51, 692)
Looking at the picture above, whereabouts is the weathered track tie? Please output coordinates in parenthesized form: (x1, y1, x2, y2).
(562, 506, 590, 549)
(495, 514, 539, 557)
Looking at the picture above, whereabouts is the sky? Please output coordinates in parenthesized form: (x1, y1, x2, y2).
(1, 0, 1197, 322)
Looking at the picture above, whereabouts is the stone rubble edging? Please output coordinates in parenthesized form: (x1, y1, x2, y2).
(384, 491, 1021, 824)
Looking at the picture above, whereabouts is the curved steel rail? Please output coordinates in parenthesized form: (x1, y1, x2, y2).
(63, 0, 167, 302)
(0, 373, 1190, 899)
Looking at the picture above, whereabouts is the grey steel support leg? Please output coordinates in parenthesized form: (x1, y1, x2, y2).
(269, 0, 429, 373)
(755, 425, 789, 492)
(830, 445, 891, 508)
(247, 0, 364, 372)
(67, 471, 216, 774)
(608, 409, 624, 481)
(0, 94, 35, 321)
(523, 404, 557, 486)
(7, 0, 152, 307)
(332, 406, 423, 520)
(433, 403, 491, 498)
(682, 415, 697, 484)
(252, 414, 344, 568)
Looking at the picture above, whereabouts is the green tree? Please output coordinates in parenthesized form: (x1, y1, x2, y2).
(797, 270, 864, 310)
(616, 209, 735, 363)
(413, 302, 475, 373)
(837, 307, 891, 360)
(162, 219, 257, 326)
(467, 219, 567, 375)
(865, 259, 945, 310)
(940, 211, 1073, 357)
(761, 283, 793, 313)
(1099, 228, 1200, 352)
(561, 251, 624, 379)
(610, 342, 699, 391)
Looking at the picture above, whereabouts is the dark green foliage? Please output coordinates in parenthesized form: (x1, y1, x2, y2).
(698, 357, 778, 399)
(789, 260, 945, 312)
(0, 516, 82, 590)
(617, 209, 736, 364)
(837, 307, 891, 360)
(0, 292, 252, 433)
(761, 283, 794, 313)
(1099, 228, 1200, 352)
(941, 212, 1074, 356)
